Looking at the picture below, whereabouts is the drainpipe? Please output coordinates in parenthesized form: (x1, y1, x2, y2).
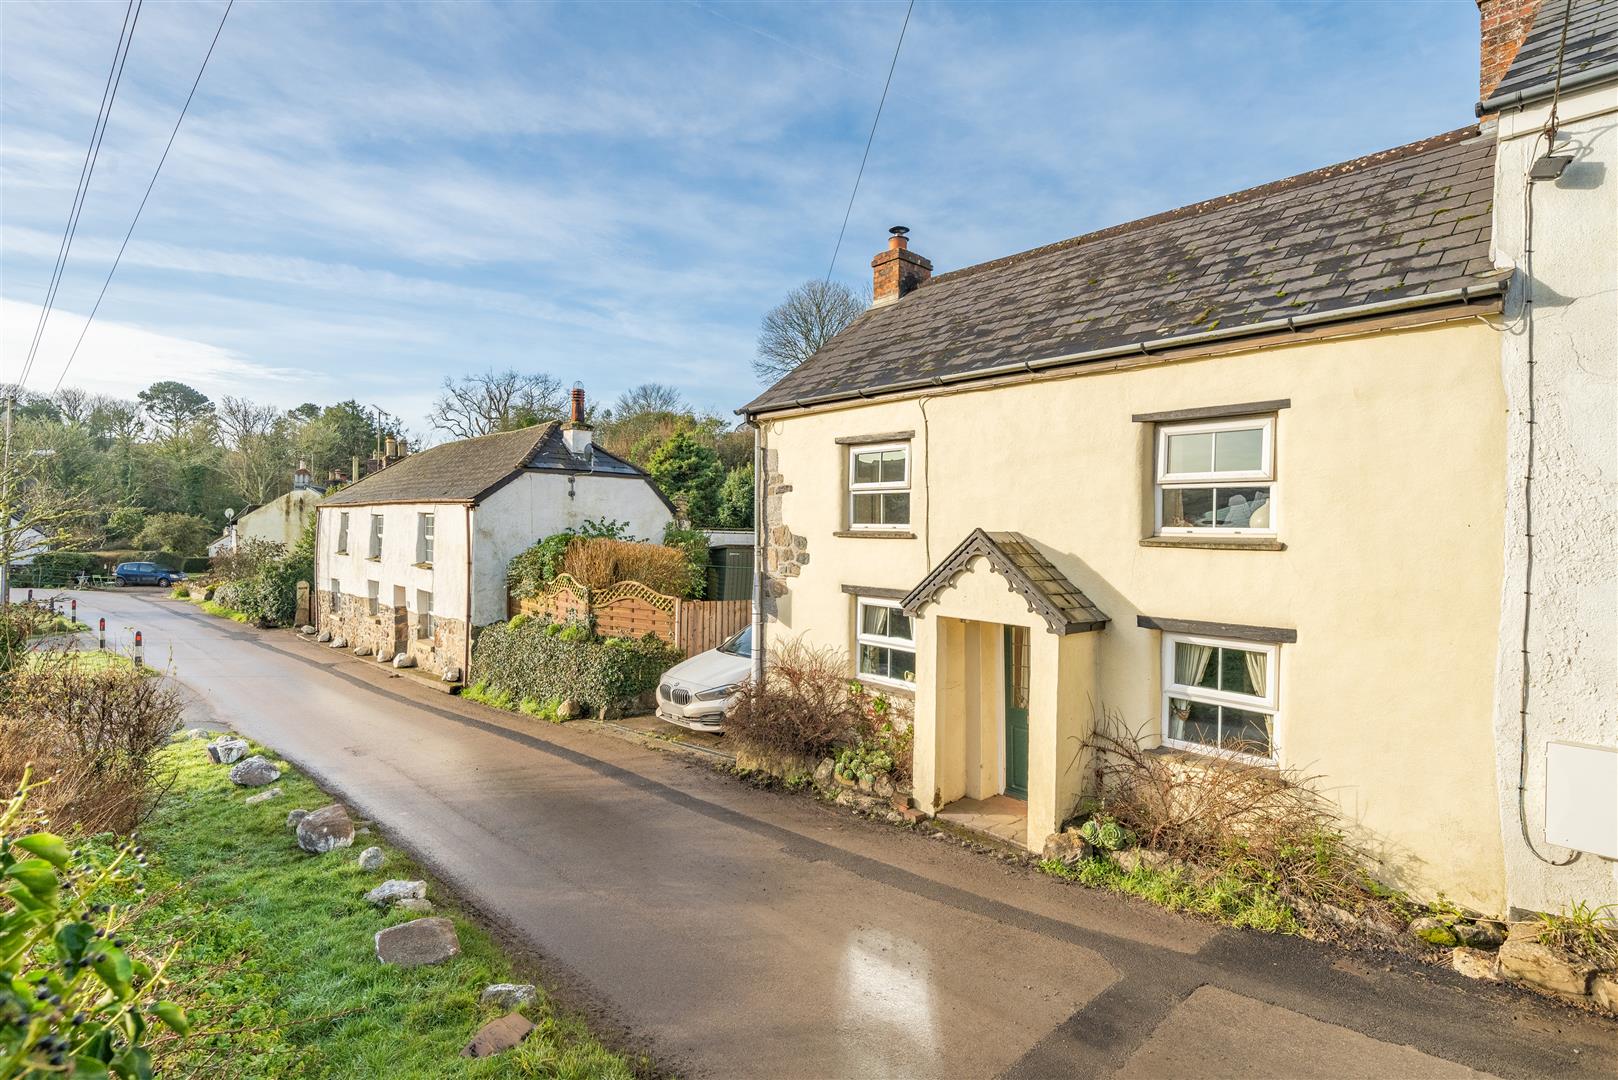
(750, 420, 765, 687)
(463, 504, 474, 682)
(312, 509, 321, 635)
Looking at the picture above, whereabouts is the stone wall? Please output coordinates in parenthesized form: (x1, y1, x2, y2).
(759, 446, 806, 620)
(317, 588, 466, 678)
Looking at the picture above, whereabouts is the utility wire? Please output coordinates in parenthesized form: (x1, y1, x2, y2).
(823, 0, 914, 285)
(53, 0, 234, 395)
(15, 0, 141, 391)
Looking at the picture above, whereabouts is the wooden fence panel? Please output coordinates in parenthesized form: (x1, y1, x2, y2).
(674, 599, 750, 657)
(595, 595, 675, 642)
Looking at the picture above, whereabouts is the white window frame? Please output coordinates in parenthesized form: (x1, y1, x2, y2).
(1160, 632, 1279, 765)
(1154, 416, 1277, 536)
(417, 513, 434, 565)
(847, 442, 911, 531)
(368, 513, 384, 559)
(415, 589, 433, 640)
(855, 596, 916, 689)
(336, 512, 349, 554)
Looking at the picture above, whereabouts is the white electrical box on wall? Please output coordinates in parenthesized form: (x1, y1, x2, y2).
(1544, 741, 1618, 859)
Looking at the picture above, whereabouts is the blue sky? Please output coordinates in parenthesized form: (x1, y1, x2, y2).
(2, 0, 1481, 439)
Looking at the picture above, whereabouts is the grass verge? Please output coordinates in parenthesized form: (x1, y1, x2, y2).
(23, 648, 144, 675)
(1038, 855, 1300, 934)
(196, 599, 249, 622)
(462, 681, 564, 724)
(127, 739, 642, 1078)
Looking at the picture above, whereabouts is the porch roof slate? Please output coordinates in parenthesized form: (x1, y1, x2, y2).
(1481, 0, 1618, 111)
(902, 529, 1108, 635)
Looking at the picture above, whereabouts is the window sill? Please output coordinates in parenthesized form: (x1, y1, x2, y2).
(854, 676, 915, 698)
(834, 529, 916, 539)
(413, 562, 433, 569)
(1140, 535, 1285, 551)
(365, 556, 382, 562)
(1147, 743, 1278, 771)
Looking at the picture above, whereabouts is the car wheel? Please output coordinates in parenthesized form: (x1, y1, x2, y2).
(115, 576, 129, 587)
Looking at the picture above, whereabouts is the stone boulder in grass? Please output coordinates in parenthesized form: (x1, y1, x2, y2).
(296, 803, 356, 854)
(207, 736, 248, 765)
(366, 879, 426, 907)
(375, 917, 460, 967)
(229, 756, 282, 787)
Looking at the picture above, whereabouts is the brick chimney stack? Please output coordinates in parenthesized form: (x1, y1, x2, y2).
(562, 383, 593, 457)
(872, 226, 932, 307)
(1478, 0, 1544, 106)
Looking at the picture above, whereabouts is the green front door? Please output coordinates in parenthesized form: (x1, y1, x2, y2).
(1004, 625, 1030, 800)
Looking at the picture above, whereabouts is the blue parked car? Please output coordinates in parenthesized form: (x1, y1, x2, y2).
(114, 562, 186, 587)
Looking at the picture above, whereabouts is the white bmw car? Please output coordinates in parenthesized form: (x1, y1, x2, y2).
(655, 625, 752, 733)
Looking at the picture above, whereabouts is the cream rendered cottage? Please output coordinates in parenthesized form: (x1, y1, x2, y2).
(745, 127, 1515, 912)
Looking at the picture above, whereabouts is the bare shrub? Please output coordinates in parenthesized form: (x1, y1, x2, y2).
(561, 538, 693, 596)
(209, 537, 284, 581)
(726, 638, 913, 777)
(1086, 716, 1378, 911)
(0, 605, 52, 672)
(0, 649, 182, 834)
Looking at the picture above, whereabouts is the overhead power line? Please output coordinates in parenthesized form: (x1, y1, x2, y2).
(53, 0, 235, 395)
(823, 0, 915, 285)
(15, 0, 141, 391)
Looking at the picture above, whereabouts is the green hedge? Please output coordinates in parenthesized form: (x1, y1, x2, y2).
(471, 618, 683, 710)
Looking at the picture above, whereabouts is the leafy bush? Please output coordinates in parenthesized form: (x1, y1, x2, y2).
(716, 464, 754, 529)
(506, 518, 636, 599)
(0, 650, 182, 835)
(833, 743, 894, 785)
(132, 513, 214, 557)
(103, 506, 147, 544)
(471, 618, 681, 711)
(660, 523, 709, 599)
(211, 523, 313, 627)
(646, 431, 723, 526)
(726, 639, 913, 770)
(0, 607, 52, 673)
(0, 775, 189, 1077)
(1077, 814, 1134, 852)
(209, 539, 283, 582)
(22, 552, 102, 584)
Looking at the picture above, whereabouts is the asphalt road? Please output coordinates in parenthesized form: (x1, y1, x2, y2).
(61, 588, 1618, 1079)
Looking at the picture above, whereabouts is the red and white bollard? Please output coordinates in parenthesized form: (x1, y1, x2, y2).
(98, 618, 106, 651)
(133, 630, 144, 669)
(71, 599, 77, 619)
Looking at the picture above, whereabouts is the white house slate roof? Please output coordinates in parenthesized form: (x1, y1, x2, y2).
(745, 126, 1502, 416)
(1481, 0, 1618, 112)
(319, 423, 651, 507)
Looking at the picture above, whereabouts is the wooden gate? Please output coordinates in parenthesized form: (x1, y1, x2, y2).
(674, 600, 750, 656)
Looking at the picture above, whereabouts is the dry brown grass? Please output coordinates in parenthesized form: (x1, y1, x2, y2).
(1086, 716, 1388, 915)
(561, 537, 693, 596)
(0, 647, 183, 834)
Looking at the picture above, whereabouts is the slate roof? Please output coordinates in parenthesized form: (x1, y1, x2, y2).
(746, 126, 1502, 416)
(1482, 0, 1618, 111)
(319, 423, 649, 507)
(902, 529, 1108, 635)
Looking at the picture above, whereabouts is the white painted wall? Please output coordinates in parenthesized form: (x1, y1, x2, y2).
(1488, 86, 1618, 916)
(471, 470, 672, 625)
(316, 501, 468, 631)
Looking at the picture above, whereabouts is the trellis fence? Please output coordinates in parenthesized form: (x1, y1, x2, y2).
(508, 574, 748, 657)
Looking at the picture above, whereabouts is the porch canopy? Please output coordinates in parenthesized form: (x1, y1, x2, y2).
(901, 530, 1109, 853)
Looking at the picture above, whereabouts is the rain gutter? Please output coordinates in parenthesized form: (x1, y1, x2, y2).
(1478, 61, 1618, 116)
(741, 276, 1509, 419)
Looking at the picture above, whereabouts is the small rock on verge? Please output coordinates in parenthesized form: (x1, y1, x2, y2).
(357, 846, 384, 871)
(480, 983, 538, 1010)
(1451, 946, 1500, 981)
(461, 1012, 534, 1059)
(1410, 916, 1461, 948)
(1498, 937, 1595, 997)
(229, 756, 282, 788)
(395, 897, 434, 914)
(316, 629, 333, 643)
(366, 879, 427, 907)
(207, 736, 248, 765)
(392, 653, 416, 668)
(244, 785, 283, 805)
(1041, 831, 1093, 867)
(374, 917, 460, 967)
(329, 636, 348, 649)
(1593, 973, 1618, 1015)
(296, 803, 355, 853)
(1453, 920, 1507, 949)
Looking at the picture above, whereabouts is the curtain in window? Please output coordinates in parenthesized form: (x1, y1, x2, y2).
(1175, 643, 1213, 686)
(1243, 650, 1271, 748)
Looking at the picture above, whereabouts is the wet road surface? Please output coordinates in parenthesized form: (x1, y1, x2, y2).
(61, 588, 1618, 1079)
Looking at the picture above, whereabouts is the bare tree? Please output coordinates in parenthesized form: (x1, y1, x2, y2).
(753, 279, 867, 383)
(217, 396, 290, 504)
(612, 382, 685, 419)
(427, 370, 567, 440)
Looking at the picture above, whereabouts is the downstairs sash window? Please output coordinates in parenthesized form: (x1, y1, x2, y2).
(1162, 633, 1277, 763)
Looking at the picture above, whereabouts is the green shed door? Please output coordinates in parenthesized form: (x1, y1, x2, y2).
(1004, 625, 1030, 800)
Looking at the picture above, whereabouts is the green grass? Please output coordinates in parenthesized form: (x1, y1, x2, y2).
(198, 600, 250, 622)
(23, 648, 145, 675)
(1038, 855, 1299, 934)
(127, 740, 641, 1078)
